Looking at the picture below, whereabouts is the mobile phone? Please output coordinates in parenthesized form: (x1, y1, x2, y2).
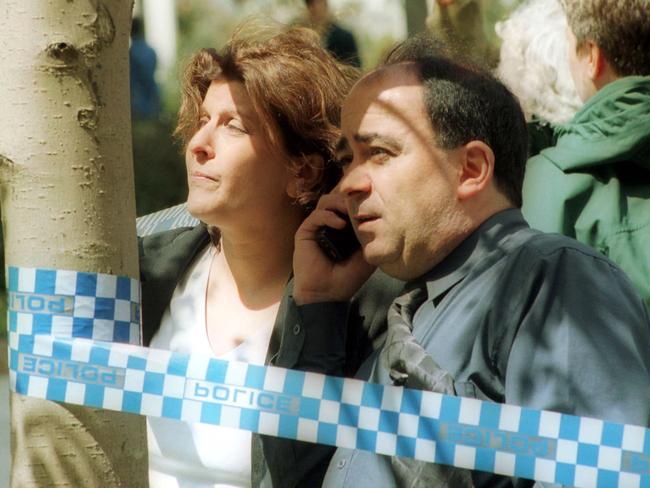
(316, 212, 361, 262)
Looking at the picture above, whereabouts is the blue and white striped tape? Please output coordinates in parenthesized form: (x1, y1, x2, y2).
(6, 266, 650, 487)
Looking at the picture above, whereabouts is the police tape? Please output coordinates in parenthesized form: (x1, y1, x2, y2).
(5, 266, 650, 488)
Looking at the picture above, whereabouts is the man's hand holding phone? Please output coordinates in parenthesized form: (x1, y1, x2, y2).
(293, 193, 375, 305)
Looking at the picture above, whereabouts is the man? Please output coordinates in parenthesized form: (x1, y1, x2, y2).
(304, 0, 361, 67)
(265, 36, 650, 486)
(521, 0, 650, 308)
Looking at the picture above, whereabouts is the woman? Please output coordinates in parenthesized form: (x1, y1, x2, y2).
(139, 24, 401, 487)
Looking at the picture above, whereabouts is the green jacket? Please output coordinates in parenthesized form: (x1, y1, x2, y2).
(522, 76, 650, 307)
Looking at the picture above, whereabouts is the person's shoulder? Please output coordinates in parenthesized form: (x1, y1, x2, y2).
(521, 230, 602, 258)
(139, 225, 208, 259)
(522, 147, 573, 227)
(329, 21, 348, 33)
(525, 143, 562, 173)
(524, 128, 569, 183)
(139, 225, 211, 294)
(329, 21, 354, 40)
(353, 269, 404, 306)
(516, 230, 625, 277)
(140, 225, 199, 246)
(505, 229, 648, 315)
(527, 117, 557, 156)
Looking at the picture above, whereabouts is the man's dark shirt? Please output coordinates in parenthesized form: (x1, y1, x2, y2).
(322, 209, 650, 487)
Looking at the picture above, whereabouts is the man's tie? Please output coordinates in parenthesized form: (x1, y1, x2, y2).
(379, 283, 474, 487)
(380, 283, 456, 394)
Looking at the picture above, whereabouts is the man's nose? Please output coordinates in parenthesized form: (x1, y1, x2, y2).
(339, 163, 371, 197)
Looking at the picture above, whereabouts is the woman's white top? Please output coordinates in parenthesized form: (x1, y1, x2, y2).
(148, 246, 274, 488)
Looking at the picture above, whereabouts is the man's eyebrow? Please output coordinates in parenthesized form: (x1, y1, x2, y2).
(354, 133, 402, 150)
(336, 133, 403, 155)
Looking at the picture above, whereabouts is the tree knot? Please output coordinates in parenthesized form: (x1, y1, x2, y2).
(46, 42, 79, 65)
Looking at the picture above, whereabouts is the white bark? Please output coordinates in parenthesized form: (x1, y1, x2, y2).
(0, 1, 148, 486)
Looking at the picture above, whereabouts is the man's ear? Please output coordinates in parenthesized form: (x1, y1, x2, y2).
(582, 40, 606, 80)
(457, 141, 494, 200)
(286, 153, 324, 199)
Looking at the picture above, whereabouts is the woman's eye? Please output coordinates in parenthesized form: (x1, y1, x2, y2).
(226, 120, 247, 133)
(198, 116, 209, 127)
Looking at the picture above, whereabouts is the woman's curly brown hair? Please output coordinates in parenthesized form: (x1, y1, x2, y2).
(176, 22, 359, 206)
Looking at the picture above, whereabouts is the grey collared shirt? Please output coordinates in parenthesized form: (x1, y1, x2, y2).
(323, 209, 650, 487)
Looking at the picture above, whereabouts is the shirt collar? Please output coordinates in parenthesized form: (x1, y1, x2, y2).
(414, 208, 529, 303)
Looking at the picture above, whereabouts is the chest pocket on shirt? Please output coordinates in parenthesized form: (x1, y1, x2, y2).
(455, 376, 505, 403)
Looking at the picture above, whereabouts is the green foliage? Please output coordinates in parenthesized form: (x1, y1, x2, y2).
(482, 0, 524, 46)
(132, 119, 187, 217)
(358, 32, 399, 70)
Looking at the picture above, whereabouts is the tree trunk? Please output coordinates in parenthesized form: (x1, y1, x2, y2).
(0, 1, 148, 486)
(404, 0, 429, 37)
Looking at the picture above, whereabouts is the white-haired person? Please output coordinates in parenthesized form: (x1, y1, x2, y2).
(521, 0, 650, 308)
(496, 0, 582, 155)
(496, 0, 582, 124)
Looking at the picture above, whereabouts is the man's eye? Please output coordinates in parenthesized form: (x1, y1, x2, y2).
(336, 155, 353, 167)
(369, 147, 391, 161)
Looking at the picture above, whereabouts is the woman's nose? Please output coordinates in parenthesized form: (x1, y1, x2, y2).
(188, 127, 215, 164)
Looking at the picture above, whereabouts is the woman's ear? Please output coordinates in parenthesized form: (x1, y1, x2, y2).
(286, 153, 324, 199)
(456, 141, 495, 200)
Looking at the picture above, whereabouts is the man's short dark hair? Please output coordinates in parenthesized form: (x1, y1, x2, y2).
(561, 0, 650, 76)
(382, 35, 528, 208)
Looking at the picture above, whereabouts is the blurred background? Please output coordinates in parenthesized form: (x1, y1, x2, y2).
(0, 0, 530, 348)
(1, 1, 525, 482)
(128, 0, 520, 216)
